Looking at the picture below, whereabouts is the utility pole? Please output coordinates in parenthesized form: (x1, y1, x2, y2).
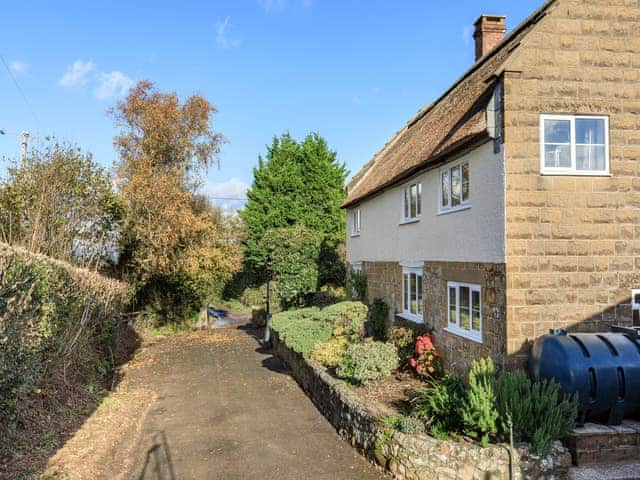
(20, 131, 29, 166)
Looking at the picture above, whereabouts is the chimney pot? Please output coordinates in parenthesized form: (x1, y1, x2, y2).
(474, 14, 506, 61)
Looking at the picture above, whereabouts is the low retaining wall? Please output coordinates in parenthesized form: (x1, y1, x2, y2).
(271, 331, 571, 480)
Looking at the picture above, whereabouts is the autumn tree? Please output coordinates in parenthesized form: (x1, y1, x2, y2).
(0, 143, 124, 269)
(111, 80, 240, 321)
(242, 133, 347, 289)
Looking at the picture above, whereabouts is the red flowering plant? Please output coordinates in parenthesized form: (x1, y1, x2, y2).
(408, 333, 443, 380)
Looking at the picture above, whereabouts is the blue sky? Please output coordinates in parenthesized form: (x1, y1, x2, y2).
(0, 0, 542, 211)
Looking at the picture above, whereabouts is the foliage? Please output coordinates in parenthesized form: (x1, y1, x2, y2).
(0, 143, 124, 270)
(0, 243, 129, 454)
(263, 225, 321, 307)
(307, 284, 347, 308)
(336, 342, 399, 384)
(347, 269, 367, 301)
(241, 132, 347, 286)
(368, 298, 387, 341)
(310, 336, 348, 368)
(387, 326, 415, 367)
(459, 358, 499, 447)
(495, 370, 578, 455)
(399, 416, 426, 435)
(411, 374, 464, 440)
(321, 301, 369, 341)
(111, 81, 240, 321)
(408, 334, 443, 380)
(269, 308, 332, 357)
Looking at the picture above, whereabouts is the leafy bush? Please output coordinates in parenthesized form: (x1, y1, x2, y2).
(460, 358, 499, 447)
(336, 342, 399, 384)
(411, 374, 464, 439)
(408, 334, 443, 380)
(0, 244, 129, 454)
(387, 326, 415, 367)
(310, 337, 349, 368)
(399, 416, 426, 435)
(368, 298, 387, 341)
(321, 301, 369, 341)
(270, 308, 332, 357)
(496, 370, 578, 455)
(347, 269, 367, 301)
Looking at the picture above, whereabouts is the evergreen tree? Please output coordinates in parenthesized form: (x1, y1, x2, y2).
(242, 132, 347, 286)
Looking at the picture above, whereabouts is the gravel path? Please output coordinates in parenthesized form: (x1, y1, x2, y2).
(119, 322, 385, 480)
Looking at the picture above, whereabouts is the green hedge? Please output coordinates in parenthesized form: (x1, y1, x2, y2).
(0, 243, 130, 452)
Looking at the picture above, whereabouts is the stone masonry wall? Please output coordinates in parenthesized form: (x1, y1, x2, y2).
(503, 0, 640, 367)
(271, 330, 572, 480)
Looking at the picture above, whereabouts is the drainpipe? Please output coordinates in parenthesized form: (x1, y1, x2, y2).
(263, 251, 273, 345)
(508, 419, 514, 480)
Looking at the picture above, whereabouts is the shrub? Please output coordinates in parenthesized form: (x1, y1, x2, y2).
(408, 334, 443, 380)
(387, 326, 415, 367)
(310, 337, 348, 368)
(368, 298, 388, 341)
(321, 301, 369, 341)
(347, 269, 367, 301)
(269, 308, 331, 357)
(411, 374, 464, 439)
(496, 370, 578, 455)
(399, 415, 426, 435)
(460, 358, 499, 447)
(336, 341, 399, 384)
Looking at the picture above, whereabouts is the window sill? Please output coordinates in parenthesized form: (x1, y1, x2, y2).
(444, 326, 482, 344)
(438, 204, 471, 216)
(399, 217, 420, 226)
(396, 312, 424, 324)
(540, 171, 611, 177)
(350, 233, 361, 238)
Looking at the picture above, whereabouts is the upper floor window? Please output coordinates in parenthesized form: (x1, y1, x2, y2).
(402, 183, 422, 222)
(440, 160, 470, 213)
(446, 281, 482, 343)
(402, 267, 423, 322)
(540, 115, 609, 175)
(351, 208, 361, 236)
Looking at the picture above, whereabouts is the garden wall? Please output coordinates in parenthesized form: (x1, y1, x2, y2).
(271, 330, 571, 480)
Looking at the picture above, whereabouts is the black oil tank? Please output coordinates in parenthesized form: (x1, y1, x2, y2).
(529, 330, 640, 426)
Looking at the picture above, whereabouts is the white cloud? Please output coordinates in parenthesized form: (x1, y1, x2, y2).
(9, 60, 29, 76)
(216, 16, 241, 49)
(94, 71, 134, 100)
(204, 177, 249, 213)
(59, 60, 95, 87)
(463, 25, 474, 47)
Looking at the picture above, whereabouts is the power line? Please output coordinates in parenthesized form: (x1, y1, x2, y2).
(0, 54, 41, 128)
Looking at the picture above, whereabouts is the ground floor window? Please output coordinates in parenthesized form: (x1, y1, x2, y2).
(446, 281, 482, 342)
(402, 267, 423, 322)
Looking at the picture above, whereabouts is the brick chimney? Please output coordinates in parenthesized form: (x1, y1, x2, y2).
(473, 15, 506, 61)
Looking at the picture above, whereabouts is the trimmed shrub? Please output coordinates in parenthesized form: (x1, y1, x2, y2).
(336, 341, 399, 384)
(387, 326, 414, 367)
(270, 308, 331, 357)
(310, 336, 348, 368)
(460, 358, 499, 447)
(321, 301, 368, 341)
(496, 370, 578, 455)
(411, 374, 464, 440)
(0, 243, 129, 453)
(368, 298, 387, 341)
(399, 415, 426, 435)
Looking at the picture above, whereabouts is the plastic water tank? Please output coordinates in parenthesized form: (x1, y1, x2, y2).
(529, 330, 640, 426)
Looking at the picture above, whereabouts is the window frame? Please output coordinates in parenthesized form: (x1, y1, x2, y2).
(445, 281, 482, 343)
(539, 114, 610, 176)
(439, 159, 471, 214)
(401, 182, 422, 224)
(400, 266, 424, 323)
(351, 208, 361, 237)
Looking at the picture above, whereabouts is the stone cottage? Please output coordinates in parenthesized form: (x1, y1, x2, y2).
(343, 0, 640, 369)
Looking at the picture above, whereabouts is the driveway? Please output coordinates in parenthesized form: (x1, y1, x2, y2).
(121, 321, 385, 480)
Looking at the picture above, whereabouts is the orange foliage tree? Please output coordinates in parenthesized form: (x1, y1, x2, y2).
(111, 81, 240, 320)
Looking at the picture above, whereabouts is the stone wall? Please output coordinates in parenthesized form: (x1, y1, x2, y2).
(423, 261, 507, 372)
(362, 261, 402, 328)
(502, 0, 640, 367)
(271, 330, 571, 480)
